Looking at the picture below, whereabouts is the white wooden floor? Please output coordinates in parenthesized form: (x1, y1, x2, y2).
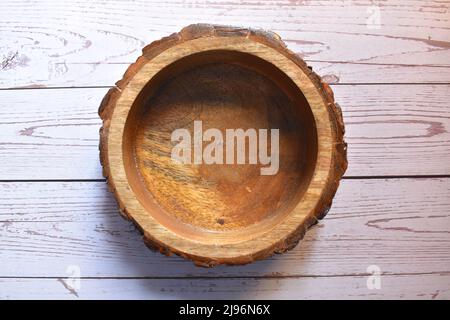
(0, 0, 449, 299)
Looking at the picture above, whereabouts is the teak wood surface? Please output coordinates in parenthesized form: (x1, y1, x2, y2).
(0, 0, 449, 299)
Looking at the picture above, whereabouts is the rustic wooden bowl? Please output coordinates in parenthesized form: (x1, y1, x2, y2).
(99, 24, 347, 267)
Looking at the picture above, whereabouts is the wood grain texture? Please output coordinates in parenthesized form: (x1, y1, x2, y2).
(98, 24, 347, 266)
(1, 178, 449, 278)
(0, 85, 449, 180)
(0, 0, 449, 88)
(1, 0, 449, 299)
(1, 274, 449, 300)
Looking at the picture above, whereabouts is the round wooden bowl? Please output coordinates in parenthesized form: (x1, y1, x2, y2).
(99, 24, 347, 267)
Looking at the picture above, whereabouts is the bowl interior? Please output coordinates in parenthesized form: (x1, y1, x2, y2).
(123, 50, 318, 240)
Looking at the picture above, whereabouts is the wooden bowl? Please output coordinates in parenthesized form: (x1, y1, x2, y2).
(99, 24, 347, 267)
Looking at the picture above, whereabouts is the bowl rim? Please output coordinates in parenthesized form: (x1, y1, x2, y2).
(100, 25, 347, 266)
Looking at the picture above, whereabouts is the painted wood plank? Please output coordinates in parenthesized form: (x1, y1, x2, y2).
(1, 178, 449, 278)
(3, 61, 450, 88)
(1, 85, 449, 179)
(1, 274, 449, 300)
(0, 88, 101, 180)
(311, 62, 450, 85)
(335, 84, 450, 176)
(1, 0, 449, 88)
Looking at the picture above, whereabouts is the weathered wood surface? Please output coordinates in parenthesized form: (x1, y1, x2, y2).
(1, 274, 449, 300)
(1, 0, 449, 88)
(0, 85, 449, 180)
(1, 178, 449, 278)
(1, 0, 449, 299)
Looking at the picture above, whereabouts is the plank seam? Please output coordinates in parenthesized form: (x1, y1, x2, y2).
(0, 272, 449, 280)
(2, 83, 450, 91)
(2, 175, 450, 183)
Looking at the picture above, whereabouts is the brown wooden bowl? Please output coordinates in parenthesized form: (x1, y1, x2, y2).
(99, 24, 347, 267)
